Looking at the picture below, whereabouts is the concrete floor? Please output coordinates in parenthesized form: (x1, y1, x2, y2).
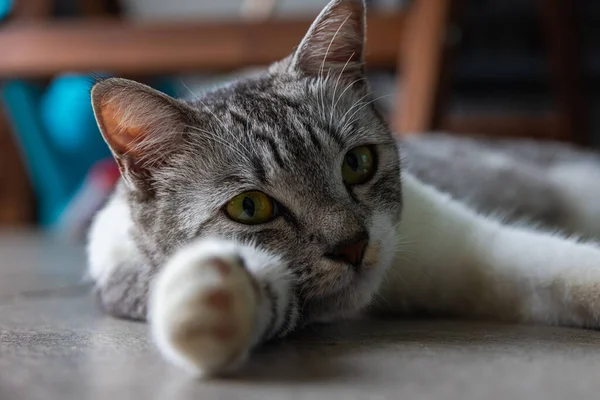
(2, 231, 600, 399)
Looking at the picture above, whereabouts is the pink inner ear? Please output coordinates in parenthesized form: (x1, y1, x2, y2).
(99, 102, 146, 157)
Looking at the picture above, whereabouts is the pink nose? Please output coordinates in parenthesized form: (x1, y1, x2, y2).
(326, 232, 369, 267)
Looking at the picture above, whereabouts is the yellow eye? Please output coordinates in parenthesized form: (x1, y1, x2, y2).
(342, 146, 376, 185)
(225, 191, 276, 224)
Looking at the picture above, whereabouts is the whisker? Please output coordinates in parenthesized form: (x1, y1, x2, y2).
(181, 81, 230, 139)
(331, 76, 366, 124)
(329, 52, 356, 129)
(186, 125, 252, 165)
(318, 13, 352, 80)
(337, 92, 372, 128)
(339, 93, 394, 134)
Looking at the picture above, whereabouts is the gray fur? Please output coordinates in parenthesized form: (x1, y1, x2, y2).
(402, 134, 600, 233)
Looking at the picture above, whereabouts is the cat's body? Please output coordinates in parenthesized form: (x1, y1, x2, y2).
(402, 134, 600, 238)
(87, 0, 600, 377)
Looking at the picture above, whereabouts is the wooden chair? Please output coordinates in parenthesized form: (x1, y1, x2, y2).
(435, 0, 587, 145)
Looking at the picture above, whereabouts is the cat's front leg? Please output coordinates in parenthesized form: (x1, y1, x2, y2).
(150, 238, 299, 377)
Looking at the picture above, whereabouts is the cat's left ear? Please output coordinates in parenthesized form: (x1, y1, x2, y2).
(286, 0, 366, 79)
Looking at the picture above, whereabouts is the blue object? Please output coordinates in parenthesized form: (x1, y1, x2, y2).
(2, 80, 80, 226)
(40, 74, 109, 155)
(1, 75, 179, 227)
(0, 0, 12, 21)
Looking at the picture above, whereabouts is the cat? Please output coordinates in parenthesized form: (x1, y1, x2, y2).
(87, 0, 600, 378)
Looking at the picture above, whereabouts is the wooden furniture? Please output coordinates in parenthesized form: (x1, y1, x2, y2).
(394, 0, 456, 136)
(395, 0, 586, 144)
(0, 13, 405, 77)
(1, 0, 583, 134)
(0, 108, 34, 224)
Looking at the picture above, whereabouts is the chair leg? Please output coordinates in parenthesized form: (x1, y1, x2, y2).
(393, 0, 457, 136)
(538, 0, 587, 145)
(0, 102, 35, 225)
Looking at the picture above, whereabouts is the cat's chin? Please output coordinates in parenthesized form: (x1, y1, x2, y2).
(347, 243, 398, 311)
(354, 264, 387, 298)
(310, 279, 381, 322)
(310, 258, 389, 321)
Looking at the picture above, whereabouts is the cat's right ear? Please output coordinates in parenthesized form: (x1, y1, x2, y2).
(91, 78, 193, 192)
(273, 0, 366, 80)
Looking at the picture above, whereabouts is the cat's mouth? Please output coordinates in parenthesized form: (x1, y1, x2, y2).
(307, 239, 385, 301)
(325, 241, 381, 272)
(323, 232, 369, 268)
(312, 243, 386, 317)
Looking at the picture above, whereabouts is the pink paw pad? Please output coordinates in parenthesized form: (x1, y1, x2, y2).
(207, 258, 232, 276)
(211, 324, 236, 342)
(204, 289, 233, 311)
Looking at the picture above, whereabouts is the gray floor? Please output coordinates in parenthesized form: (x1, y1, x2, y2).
(2, 231, 600, 400)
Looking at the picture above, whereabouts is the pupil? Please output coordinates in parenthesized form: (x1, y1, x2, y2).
(242, 197, 255, 217)
(347, 152, 359, 171)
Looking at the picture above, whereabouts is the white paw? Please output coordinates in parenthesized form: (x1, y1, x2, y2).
(149, 239, 258, 377)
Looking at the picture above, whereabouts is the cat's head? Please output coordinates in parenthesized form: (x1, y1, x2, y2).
(91, 0, 402, 320)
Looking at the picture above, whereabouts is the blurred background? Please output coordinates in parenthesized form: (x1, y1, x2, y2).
(0, 0, 596, 237)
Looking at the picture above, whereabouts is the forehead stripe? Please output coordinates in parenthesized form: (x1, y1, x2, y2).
(255, 133, 285, 169)
(302, 121, 324, 151)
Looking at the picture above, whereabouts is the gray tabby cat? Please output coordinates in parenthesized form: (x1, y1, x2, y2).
(88, 0, 600, 377)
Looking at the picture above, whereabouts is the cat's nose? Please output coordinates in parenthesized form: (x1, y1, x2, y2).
(325, 232, 369, 267)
